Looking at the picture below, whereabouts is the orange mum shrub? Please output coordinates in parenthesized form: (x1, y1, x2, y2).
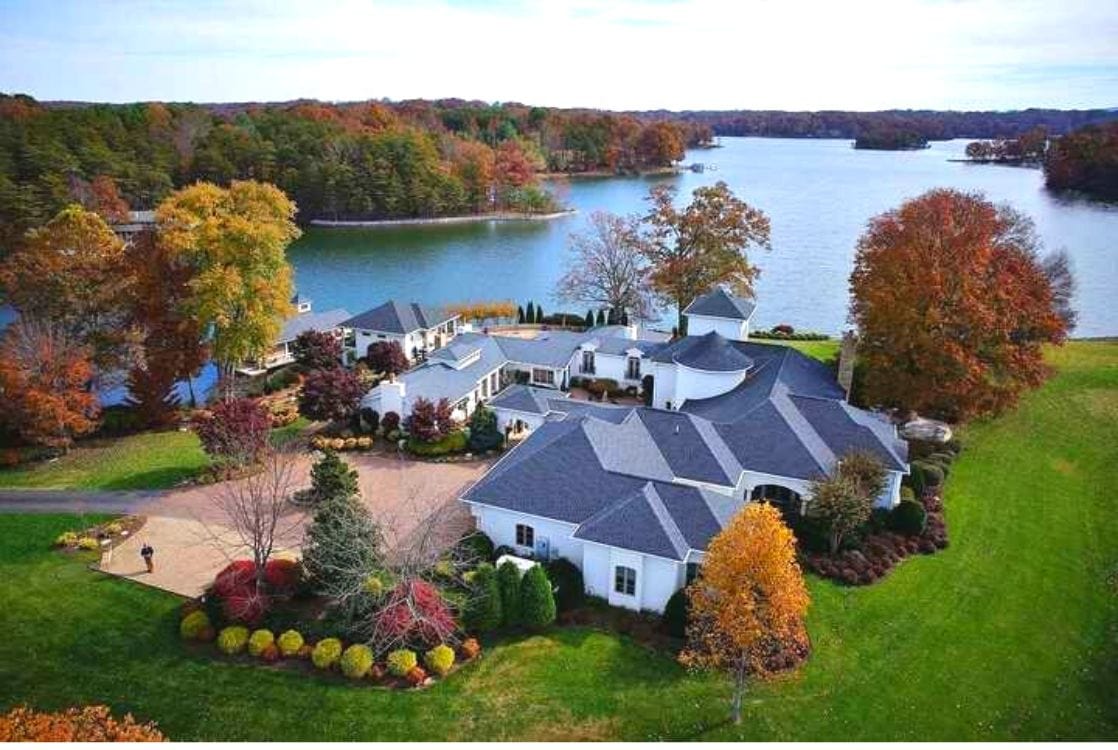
(0, 705, 166, 741)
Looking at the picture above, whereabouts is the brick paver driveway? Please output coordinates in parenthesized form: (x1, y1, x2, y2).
(98, 454, 494, 597)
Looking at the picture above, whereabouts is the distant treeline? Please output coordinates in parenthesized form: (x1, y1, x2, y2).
(650, 108, 1118, 141)
(0, 95, 713, 256)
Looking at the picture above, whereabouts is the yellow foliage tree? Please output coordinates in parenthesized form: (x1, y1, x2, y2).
(156, 180, 300, 396)
(680, 502, 810, 725)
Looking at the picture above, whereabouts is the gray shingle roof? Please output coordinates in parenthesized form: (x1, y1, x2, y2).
(394, 333, 504, 406)
(277, 308, 351, 344)
(343, 300, 454, 334)
(652, 330, 754, 372)
(683, 287, 757, 320)
(573, 484, 689, 560)
(487, 384, 562, 415)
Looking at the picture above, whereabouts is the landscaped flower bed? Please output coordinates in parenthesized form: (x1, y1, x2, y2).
(804, 493, 948, 585)
(179, 599, 482, 689)
(52, 515, 145, 554)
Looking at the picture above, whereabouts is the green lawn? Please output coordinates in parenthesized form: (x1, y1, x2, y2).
(0, 430, 210, 490)
(0, 342, 1115, 740)
(0, 418, 313, 492)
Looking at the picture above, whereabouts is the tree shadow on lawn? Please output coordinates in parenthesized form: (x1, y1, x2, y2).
(99, 466, 205, 491)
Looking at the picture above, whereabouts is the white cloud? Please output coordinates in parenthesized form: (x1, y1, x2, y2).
(0, 0, 1115, 108)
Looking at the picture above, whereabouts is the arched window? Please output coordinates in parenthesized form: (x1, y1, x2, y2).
(750, 484, 804, 522)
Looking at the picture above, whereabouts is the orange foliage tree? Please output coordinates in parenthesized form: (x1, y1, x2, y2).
(680, 502, 810, 725)
(849, 189, 1070, 421)
(0, 319, 99, 450)
(0, 705, 165, 741)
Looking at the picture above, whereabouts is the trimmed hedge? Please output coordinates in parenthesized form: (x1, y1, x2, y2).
(407, 430, 468, 457)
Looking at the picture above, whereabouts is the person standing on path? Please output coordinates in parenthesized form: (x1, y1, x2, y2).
(140, 543, 154, 574)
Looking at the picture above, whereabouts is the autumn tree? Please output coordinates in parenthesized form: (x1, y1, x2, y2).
(0, 705, 165, 742)
(0, 205, 136, 377)
(641, 182, 771, 333)
(156, 180, 301, 398)
(555, 211, 650, 321)
(406, 397, 454, 443)
(0, 319, 99, 450)
(291, 329, 342, 371)
(298, 367, 365, 424)
(807, 453, 886, 554)
(849, 189, 1070, 420)
(89, 175, 131, 223)
(636, 122, 685, 167)
(192, 397, 271, 467)
(126, 230, 207, 420)
(680, 502, 810, 725)
(366, 340, 409, 376)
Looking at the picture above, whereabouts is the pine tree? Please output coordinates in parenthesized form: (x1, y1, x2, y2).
(535, 305, 544, 324)
(463, 562, 502, 633)
(496, 560, 522, 627)
(517, 305, 525, 324)
(525, 301, 535, 324)
(519, 564, 556, 629)
(595, 309, 606, 326)
(308, 450, 360, 505)
(607, 308, 617, 325)
(302, 483, 383, 623)
(584, 309, 595, 329)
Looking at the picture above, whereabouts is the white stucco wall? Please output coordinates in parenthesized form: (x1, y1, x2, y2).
(574, 349, 645, 385)
(651, 361, 679, 409)
(468, 503, 581, 561)
(673, 362, 749, 406)
(687, 315, 750, 341)
(492, 407, 546, 434)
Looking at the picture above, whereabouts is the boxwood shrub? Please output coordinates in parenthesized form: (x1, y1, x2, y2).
(216, 625, 250, 655)
(179, 610, 212, 640)
(276, 629, 304, 657)
(247, 629, 275, 657)
(340, 644, 374, 679)
(544, 558, 584, 612)
(424, 644, 455, 676)
(387, 648, 417, 677)
(889, 499, 928, 536)
(312, 637, 343, 670)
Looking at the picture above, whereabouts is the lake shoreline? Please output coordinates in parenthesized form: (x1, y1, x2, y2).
(308, 210, 577, 228)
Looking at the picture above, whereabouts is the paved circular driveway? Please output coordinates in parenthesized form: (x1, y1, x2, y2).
(99, 454, 494, 597)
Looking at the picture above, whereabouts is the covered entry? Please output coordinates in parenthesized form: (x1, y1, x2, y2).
(750, 484, 804, 522)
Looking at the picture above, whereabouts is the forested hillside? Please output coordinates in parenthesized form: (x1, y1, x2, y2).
(0, 95, 710, 256)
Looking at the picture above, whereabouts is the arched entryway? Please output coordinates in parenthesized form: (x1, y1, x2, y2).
(750, 484, 804, 523)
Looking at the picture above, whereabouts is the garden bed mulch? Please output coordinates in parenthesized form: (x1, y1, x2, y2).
(52, 515, 147, 555)
(803, 493, 948, 586)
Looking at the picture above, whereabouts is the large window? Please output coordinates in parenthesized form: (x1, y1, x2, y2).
(489, 371, 498, 392)
(532, 368, 554, 385)
(516, 524, 535, 548)
(581, 350, 596, 375)
(686, 562, 700, 585)
(614, 565, 637, 596)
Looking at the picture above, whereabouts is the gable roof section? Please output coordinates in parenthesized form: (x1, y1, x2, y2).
(573, 483, 688, 560)
(343, 300, 453, 334)
(790, 395, 908, 472)
(583, 414, 674, 482)
(683, 287, 757, 320)
(487, 384, 563, 415)
(635, 409, 737, 485)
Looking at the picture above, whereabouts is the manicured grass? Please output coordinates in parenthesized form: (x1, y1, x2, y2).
(0, 419, 314, 492)
(0, 430, 210, 490)
(777, 338, 840, 361)
(0, 342, 1115, 739)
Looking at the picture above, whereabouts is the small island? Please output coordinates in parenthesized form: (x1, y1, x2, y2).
(962, 126, 1047, 166)
(853, 127, 930, 150)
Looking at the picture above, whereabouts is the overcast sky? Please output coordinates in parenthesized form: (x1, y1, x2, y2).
(1, 0, 1115, 110)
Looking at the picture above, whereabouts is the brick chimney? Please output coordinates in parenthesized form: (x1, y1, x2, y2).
(837, 331, 857, 401)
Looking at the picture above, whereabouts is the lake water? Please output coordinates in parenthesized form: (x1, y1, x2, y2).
(287, 137, 1115, 337)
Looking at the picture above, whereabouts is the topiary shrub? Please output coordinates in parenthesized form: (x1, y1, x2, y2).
(387, 648, 417, 677)
(661, 588, 689, 638)
(424, 644, 455, 676)
(462, 563, 502, 634)
(340, 644, 374, 679)
(496, 561, 522, 627)
(889, 499, 928, 536)
(277, 629, 304, 657)
(247, 629, 275, 657)
(544, 558, 584, 612)
(216, 625, 250, 655)
(179, 610, 212, 640)
(312, 637, 343, 670)
(405, 665, 428, 686)
(519, 565, 556, 630)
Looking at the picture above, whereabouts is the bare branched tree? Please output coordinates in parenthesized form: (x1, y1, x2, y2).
(206, 446, 305, 592)
(555, 210, 652, 321)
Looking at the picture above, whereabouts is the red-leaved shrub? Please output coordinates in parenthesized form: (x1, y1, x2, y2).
(213, 560, 257, 598)
(263, 558, 300, 593)
(377, 580, 457, 648)
(223, 588, 269, 625)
